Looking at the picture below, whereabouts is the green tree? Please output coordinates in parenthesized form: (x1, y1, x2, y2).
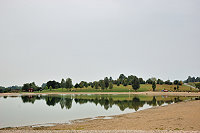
(131, 77, 140, 91)
(94, 81, 99, 89)
(49, 86, 53, 91)
(146, 78, 153, 84)
(99, 80, 105, 90)
(104, 77, 109, 89)
(174, 87, 177, 91)
(66, 78, 73, 89)
(151, 77, 157, 82)
(90, 82, 94, 88)
(74, 83, 79, 88)
(177, 85, 179, 91)
(152, 81, 156, 91)
(119, 74, 126, 80)
(41, 83, 47, 89)
(157, 79, 164, 85)
(122, 79, 128, 86)
(109, 82, 113, 89)
(61, 79, 66, 89)
(116, 79, 120, 86)
(22, 83, 30, 92)
(195, 83, 200, 91)
(84, 82, 88, 88)
(30, 82, 38, 91)
(44, 86, 48, 90)
(139, 78, 145, 84)
(109, 77, 113, 82)
(173, 80, 179, 85)
(79, 81, 84, 88)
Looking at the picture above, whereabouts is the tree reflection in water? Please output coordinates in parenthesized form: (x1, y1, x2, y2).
(20, 94, 198, 111)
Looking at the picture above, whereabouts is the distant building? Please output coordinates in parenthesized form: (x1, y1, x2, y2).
(28, 88, 34, 92)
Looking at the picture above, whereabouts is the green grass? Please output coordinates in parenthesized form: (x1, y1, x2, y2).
(187, 82, 200, 88)
(34, 84, 199, 93)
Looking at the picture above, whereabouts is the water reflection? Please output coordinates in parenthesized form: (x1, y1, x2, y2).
(19, 94, 199, 111)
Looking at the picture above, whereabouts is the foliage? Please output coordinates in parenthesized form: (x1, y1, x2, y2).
(66, 78, 73, 89)
(94, 81, 99, 89)
(146, 78, 153, 84)
(104, 77, 109, 89)
(139, 78, 145, 84)
(157, 79, 164, 85)
(47, 80, 60, 89)
(173, 80, 179, 85)
(164, 80, 172, 85)
(195, 83, 200, 91)
(152, 81, 156, 91)
(61, 79, 66, 88)
(131, 77, 140, 91)
(109, 82, 113, 89)
(49, 86, 53, 91)
(185, 76, 200, 83)
(74, 83, 80, 88)
(99, 80, 105, 90)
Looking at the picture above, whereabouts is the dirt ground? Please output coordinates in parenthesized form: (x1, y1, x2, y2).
(0, 91, 200, 96)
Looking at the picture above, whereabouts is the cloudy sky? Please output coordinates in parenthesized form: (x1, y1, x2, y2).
(0, 0, 200, 87)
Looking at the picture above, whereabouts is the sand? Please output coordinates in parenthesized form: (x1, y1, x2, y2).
(0, 91, 200, 96)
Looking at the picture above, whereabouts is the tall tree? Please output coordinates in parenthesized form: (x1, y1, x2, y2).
(99, 80, 105, 90)
(61, 79, 66, 88)
(79, 81, 84, 88)
(139, 78, 145, 84)
(66, 78, 73, 89)
(47, 80, 60, 89)
(157, 79, 164, 85)
(109, 77, 113, 82)
(119, 74, 126, 80)
(22, 83, 30, 92)
(152, 81, 156, 91)
(122, 79, 128, 86)
(173, 80, 179, 85)
(74, 83, 79, 88)
(104, 77, 109, 89)
(109, 82, 113, 89)
(94, 81, 99, 89)
(146, 78, 153, 84)
(131, 77, 140, 91)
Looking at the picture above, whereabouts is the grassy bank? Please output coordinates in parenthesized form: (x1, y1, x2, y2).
(34, 84, 198, 93)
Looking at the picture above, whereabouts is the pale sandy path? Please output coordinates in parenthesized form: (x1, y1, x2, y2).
(0, 92, 200, 96)
(0, 130, 199, 133)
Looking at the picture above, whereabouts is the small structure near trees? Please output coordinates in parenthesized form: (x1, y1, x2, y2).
(28, 88, 34, 92)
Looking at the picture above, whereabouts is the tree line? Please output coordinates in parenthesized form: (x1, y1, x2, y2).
(21, 74, 185, 92)
(184, 76, 200, 83)
(1, 74, 199, 93)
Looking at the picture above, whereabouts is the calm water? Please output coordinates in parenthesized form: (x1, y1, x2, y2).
(0, 94, 199, 128)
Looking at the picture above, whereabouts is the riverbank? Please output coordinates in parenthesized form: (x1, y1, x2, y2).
(1, 98, 200, 131)
(0, 91, 200, 96)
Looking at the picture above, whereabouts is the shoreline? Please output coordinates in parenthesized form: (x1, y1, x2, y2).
(1, 100, 200, 131)
(0, 91, 200, 96)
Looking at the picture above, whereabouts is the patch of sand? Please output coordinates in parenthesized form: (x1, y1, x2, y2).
(0, 92, 200, 96)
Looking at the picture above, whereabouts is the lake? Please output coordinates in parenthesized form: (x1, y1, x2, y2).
(0, 94, 199, 128)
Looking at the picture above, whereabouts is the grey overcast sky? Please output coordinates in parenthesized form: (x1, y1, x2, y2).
(0, 0, 200, 87)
